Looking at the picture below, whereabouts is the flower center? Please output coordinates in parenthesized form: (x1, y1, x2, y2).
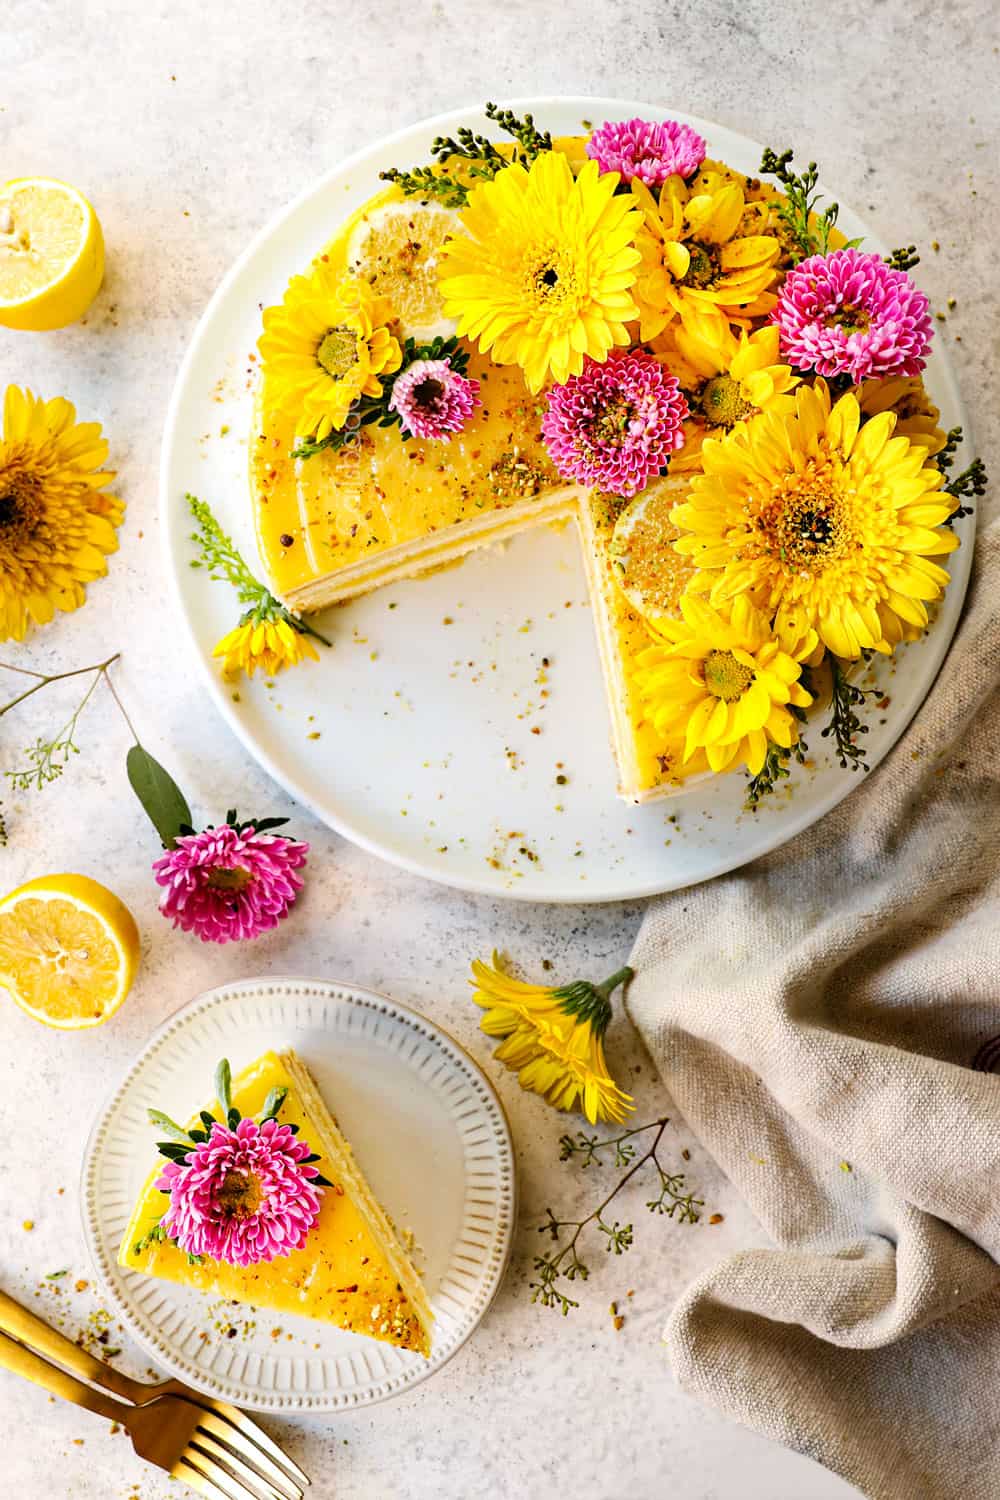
(412, 377, 445, 411)
(206, 865, 253, 893)
(216, 1169, 263, 1220)
(702, 649, 754, 702)
(0, 487, 38, 543)
(755, 466, 852, 574)
(699, 374, 756, 428)
(825, 301, 871, 336)
(682, 240, 722, 289)
(527, 245, 579, 309)
(590, 397, 634, 447)
(316, 326, 359, 379)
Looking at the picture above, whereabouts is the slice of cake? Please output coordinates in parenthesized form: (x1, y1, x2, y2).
(118, 1048, 433, 1357)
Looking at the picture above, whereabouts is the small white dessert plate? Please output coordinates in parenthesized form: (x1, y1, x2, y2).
(160, 97, 975, 901)
(81, 977, 515, 1412)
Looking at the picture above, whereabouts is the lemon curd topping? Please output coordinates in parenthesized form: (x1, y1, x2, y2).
(118, 1050, 432, 1355)
(249, 141, 707, 800)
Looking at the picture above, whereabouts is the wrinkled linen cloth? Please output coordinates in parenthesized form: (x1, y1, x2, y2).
(627, 520, 1000, 1500)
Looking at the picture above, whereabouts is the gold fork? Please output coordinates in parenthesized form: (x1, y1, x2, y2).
(0, 1286, 308, 1492)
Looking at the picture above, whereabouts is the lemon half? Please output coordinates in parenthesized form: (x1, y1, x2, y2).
(0, 178, 105, 331)
(0, 873, 140, 1028)
(610, 474, 697, 624)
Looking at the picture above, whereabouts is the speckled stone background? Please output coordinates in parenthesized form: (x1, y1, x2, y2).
(2, 0, 998, 1495)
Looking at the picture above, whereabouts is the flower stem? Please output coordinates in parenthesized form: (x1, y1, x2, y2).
(595, 966, 634, 1000)
(0, 654, 121, 716)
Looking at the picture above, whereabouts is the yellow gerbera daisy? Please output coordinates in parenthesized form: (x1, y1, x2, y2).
(470, 953, 634, 1124)
(653, 317, 799, 471)
(629, 168, 781, 342)
(856, 375, 947, 457)
(0, 385, 121, 642)
(633, 594, 817, 776)
(672, 381, 960, 659)
(258, 268, 402, 441)
(213, 614, 321, 679)
(437, 153, 641, 394)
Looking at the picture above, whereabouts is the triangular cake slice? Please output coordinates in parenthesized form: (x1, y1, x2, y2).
(118, 1048, 433, 1357)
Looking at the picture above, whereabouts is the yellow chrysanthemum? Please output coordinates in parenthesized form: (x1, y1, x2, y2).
(856, 375, 947, 457)
(437, 153, 641, 394)
(213, 614, 320, 679)
(629, 167, 781, 342)
(633, 594, 817, 776)
(652, 317, 799, 471)
(470, 954, 634, 1125)
(258, 268, 402, 441)
(0, 385, 121, 642)
(672, 381, 960, 659)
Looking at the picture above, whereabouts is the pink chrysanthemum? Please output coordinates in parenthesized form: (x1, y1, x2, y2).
(157, 1116, 322, 1265)
(771, 248, 933, 381)
(388, 357, 480, 441)
(542, 350, 689, 498)
(585, 117, 706, 186)
(152, 823, 309, 944)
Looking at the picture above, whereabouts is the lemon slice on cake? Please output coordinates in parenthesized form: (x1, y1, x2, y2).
(346, 199, 457, 339)
(0, 178, 105, 331)
(610, 474, 697, 625)
(0, 873, 139, 1028)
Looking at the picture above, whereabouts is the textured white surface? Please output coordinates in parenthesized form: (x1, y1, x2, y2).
(1, 0, 996, 1494)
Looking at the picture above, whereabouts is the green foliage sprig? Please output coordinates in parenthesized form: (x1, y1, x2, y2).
(187, 494, 330, 646)
(380, 102, 553, 208)
(291, 335, 471, 461)
(822, 658, 877, 771)
(759, 147, 863, 261)
(887, 245, 920, 272)
(530, 1119, 704, 1315)
(745, 738, 809, 810)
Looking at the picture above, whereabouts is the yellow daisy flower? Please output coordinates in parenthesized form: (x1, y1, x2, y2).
(653, 318, 799, 471)
(856, 375, 947, 457)
(258, 267, 402, 441)
(470, 953, 634, 1125)
(437, 152, 642, 394)
(629, 168, 781, 342)
(671, 381, 960, 659)
(633, 594, 817, 776)
(213, 614, 321, 679)
(0, 385, 121, 642)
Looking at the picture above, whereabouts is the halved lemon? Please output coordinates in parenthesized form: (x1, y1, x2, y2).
(610, 474, 697, 624)
(0, 874, 140, 1028)
(0, 178, 105, 331)
(346, 199, 457, 339)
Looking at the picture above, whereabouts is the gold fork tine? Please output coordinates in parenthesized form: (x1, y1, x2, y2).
(173, 1457, 245, 1500)
(195, 1398, 309, 1488)
(193, 1429, 296, 1500)
(196, 1409, 302, 1499)
(187, 1447, 266, 1500)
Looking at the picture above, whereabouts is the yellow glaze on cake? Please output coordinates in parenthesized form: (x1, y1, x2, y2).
(117, 1049, 433, 1357)
(249, 140, 700, 801)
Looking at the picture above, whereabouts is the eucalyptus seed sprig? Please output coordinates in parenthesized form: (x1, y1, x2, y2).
(530, 1118, 704, 1315)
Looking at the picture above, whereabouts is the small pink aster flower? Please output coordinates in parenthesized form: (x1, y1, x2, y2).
(388, 357, 480, 441)
(157, 1116, 323, 1265)
(152, 822, 308, 944)
(772, 248, 933, 381)
(586, 117, 706, 186)
(542, 350, 689, 499)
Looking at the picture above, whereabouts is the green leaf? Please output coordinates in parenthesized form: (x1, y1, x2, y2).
(126, 745, 192, 850)
(155, 1141, 193, 1162)
(259, 1086, 288, 1122)
(227, 1107, 241, 1130)
(147, 1108, 195, 1144)
(199, 1110, 217, 1133)
(214, 1059, 233, 1117)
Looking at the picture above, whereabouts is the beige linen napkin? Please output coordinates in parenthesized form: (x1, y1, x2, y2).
(627, 519, 1000, 1500)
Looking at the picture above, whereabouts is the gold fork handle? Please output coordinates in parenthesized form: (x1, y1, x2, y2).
(0, 1330, 125, 1422)
(0, 1288, 141, 1403)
